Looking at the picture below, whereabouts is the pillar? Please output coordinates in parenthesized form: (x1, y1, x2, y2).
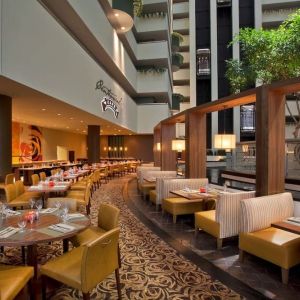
(87, 125, 100, 164)
(161, 123, 177, 171)
(256, 86, 285, 196)
(0, 95, 12, 181)
(153, 126, 161, 167)
(185, 111, 206, 178)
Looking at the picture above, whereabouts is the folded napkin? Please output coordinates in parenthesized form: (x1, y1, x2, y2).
(182, 188, 198, 193)
(287, 217, 300, 224)
(41, 208, 58, 214)
(67, 213, 85, 220)
(5, 210, 21, 216)
(48, 223, 75, 233)
(0, 227, 20, 238)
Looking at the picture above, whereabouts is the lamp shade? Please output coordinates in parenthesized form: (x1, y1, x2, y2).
(172, 139, 185, 152)
(156, 142, 161, 151)
(214, 134, 236, 151)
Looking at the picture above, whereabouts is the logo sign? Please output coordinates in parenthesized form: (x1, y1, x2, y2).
(96, 80, 122, 119)
(101, 97, 119, 119)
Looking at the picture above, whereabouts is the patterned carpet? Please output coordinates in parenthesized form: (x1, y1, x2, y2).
(1, 176, 241, 299)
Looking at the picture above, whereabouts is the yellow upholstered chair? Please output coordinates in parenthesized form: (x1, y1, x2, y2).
(71, 203, 120, 247)
(4, 184, 29, 208)
(0, 264, 34, 300)
(39, 171, 47, 181)
(99, 167, 108, 183)
(66, 181, 92, 214)
(41, 228, 122, 300)
(15, 180, 42, 201)
(5, 173, 15, 185)
(31, 174, 40, 185)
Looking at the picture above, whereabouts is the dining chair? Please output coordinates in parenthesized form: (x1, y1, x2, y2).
(0, 264, 34, 300)
(5, 173, 15, 185)
(47, 197, 77, 213)
(31, 174, 40, 185)
(41, 228, 122, 300)
(39, 171, 47, 181)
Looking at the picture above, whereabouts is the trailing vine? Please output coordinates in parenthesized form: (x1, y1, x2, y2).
(137, 66, 167, 74)
(133, 0, 143, 17)
(172, 32, 184, 43)
(139, 12, 166, 18)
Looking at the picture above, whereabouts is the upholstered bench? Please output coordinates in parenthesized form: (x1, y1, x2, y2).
(136, 166, 160, 192)
(195, 191, 255, 249)
(161, 178, 208, 223)
(239, 192, 300, 284)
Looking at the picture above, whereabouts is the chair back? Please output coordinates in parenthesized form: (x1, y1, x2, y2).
(5, 173, 15, 185)
(84, 181, 93, 205)
(98, 203, 120, 230)
(39, 172, 47, 181)
(4, 184, 17, 202)
(15, 180, 25, 196)
(215, 191, 256, 239)
(47, 197, 77, 212)
(81, 228, 120, 293)
(31, 174, 39, 185)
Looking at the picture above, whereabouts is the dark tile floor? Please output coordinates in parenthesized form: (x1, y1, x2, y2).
(127, 179, 300, 300)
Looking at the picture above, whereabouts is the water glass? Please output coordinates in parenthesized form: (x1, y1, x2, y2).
(18, 217, 27, 232)
(61, 212, 69, 223)
(35, 200, 43, 211)
(29, 199, 35, 209)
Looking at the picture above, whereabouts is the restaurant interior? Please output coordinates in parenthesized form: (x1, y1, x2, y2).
(1, 0, 300, 299)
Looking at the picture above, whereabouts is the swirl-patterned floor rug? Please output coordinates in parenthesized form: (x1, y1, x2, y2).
(1, 176, 241, 299)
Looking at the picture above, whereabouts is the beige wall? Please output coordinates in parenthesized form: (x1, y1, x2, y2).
(41, 128, 87, 161)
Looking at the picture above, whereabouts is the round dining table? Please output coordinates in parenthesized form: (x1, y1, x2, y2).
(0, 211, 90, 278)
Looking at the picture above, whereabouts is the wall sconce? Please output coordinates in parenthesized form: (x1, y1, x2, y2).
(114, 147, 117, 151)
(156, 142, 161, 151)
(108, 146, 112, 151)
(119, 146, 123, 151)
(124, 147, 128, 152)
(104, 146, 107, 151)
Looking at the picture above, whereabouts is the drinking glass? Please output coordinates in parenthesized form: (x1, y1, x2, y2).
(35, 200, 43, 212)
(61, 212, 69, 223)
(55, 201, 62, 210)
(29, 214, 35, 230)
(17, 217, 27, 232)
(62, 205, 69, 215)
(1, 203, 7, 219)
(29, 199, 35, 210)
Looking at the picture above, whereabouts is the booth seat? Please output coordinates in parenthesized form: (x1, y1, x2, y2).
(161, 178, 208, 223)
(195, 191, 256, 249)
(136, 166, 160, 192)
(239, 192, 300, 284)
(140, 170, 177, 200)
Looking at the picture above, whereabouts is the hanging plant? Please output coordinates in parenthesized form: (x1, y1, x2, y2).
(172, 53, 184, 72)
(133, 0, 143, 17)
(172, 32, 184, 43)
(171, 32, 184, 52)
(137, 66, 167, 74)
(172, 93, 185, 110)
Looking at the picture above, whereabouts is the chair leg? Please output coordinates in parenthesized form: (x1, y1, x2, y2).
(239, 249, 244, 262)
(82, 292, 90, 300)
(41, 275, 47, 300)
(22, 246, 26, 264)
(281, 268, 289, 284)
(115, 269, 122, 300)
(217, 238, 223, 250)
(118, 243, 122, 268)
(194, 227, 198, 236)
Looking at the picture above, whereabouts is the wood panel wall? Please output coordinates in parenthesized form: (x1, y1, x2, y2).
(161, 124, 176, 171)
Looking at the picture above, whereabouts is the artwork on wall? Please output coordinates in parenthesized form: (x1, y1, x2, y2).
(12, 122, 43, 163)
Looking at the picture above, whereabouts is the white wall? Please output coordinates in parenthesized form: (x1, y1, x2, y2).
(1, 0, 138, 132)
(137, 104, 169, 133)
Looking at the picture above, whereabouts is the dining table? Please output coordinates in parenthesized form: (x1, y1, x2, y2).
(271, 218, 300, 235)
(0, 210, 90, 278)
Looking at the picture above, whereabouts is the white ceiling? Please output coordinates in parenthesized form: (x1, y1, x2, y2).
(0, 76, 135, 136)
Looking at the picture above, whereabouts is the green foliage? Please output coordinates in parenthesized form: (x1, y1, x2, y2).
(172, 93, 185, 102)
(226, 9, 300, 94)
(137, 66, 167, 74)
(172, 53, 184, 66)
(133, 0, 143, 17)
(172, 32, 184, 43)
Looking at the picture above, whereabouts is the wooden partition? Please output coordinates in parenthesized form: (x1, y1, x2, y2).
(161, 124, 177, 171)
(153, 125, 161, 167)
(154, 76, 300, 196)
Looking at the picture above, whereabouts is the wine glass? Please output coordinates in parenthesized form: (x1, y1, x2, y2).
(1, 202, 7, 219)
(55, 201, 62, 210)
(18, 216, 27, 232)
(35, 200, 43, 212)
(29, 214, 35, 230)
(61, 212, 69, 223)
(29, 199, 35, 210)
(62, 205, 69, 215)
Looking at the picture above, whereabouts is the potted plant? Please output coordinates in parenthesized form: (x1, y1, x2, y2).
(225, 9, 300, 137)
(172, 93, 185, 110)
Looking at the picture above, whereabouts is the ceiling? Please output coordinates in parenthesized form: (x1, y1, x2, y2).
(0, 76, 135, 136)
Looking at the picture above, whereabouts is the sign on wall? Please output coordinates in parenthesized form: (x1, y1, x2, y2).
(96, 80, 122, 119)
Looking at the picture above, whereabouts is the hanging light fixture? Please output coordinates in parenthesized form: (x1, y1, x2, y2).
(214, 106, 236, 152)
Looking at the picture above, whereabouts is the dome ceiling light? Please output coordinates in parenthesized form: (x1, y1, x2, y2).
(109, 0, 134, 33)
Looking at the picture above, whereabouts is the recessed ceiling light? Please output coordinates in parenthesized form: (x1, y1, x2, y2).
(69, 117, 74, 120)
(82, 130, 86, 133)
(118, 130, 121, 132)
(121, 26, 126, 30)
(57, 113, 61, 116)
(100, 129, 103, 132)
(114, 13, 119, 17)
(76, 128, 79, 131)
(129, 134, 132, 135)
(42, 108, 46, 111)
(80, 120, 83, 123)
(66, 126, 70, 129)
(114, 134, 117, 136)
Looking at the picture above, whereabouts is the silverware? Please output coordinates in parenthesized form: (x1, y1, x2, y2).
(0, 227, 14, 237)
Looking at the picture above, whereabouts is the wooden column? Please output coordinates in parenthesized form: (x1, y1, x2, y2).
(153, 126, 161, 167)
(87, 125, 100, 164)
(185, 111, 206, 178)
(256, 86, 285, 196)
(161, 124, 176, 171)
